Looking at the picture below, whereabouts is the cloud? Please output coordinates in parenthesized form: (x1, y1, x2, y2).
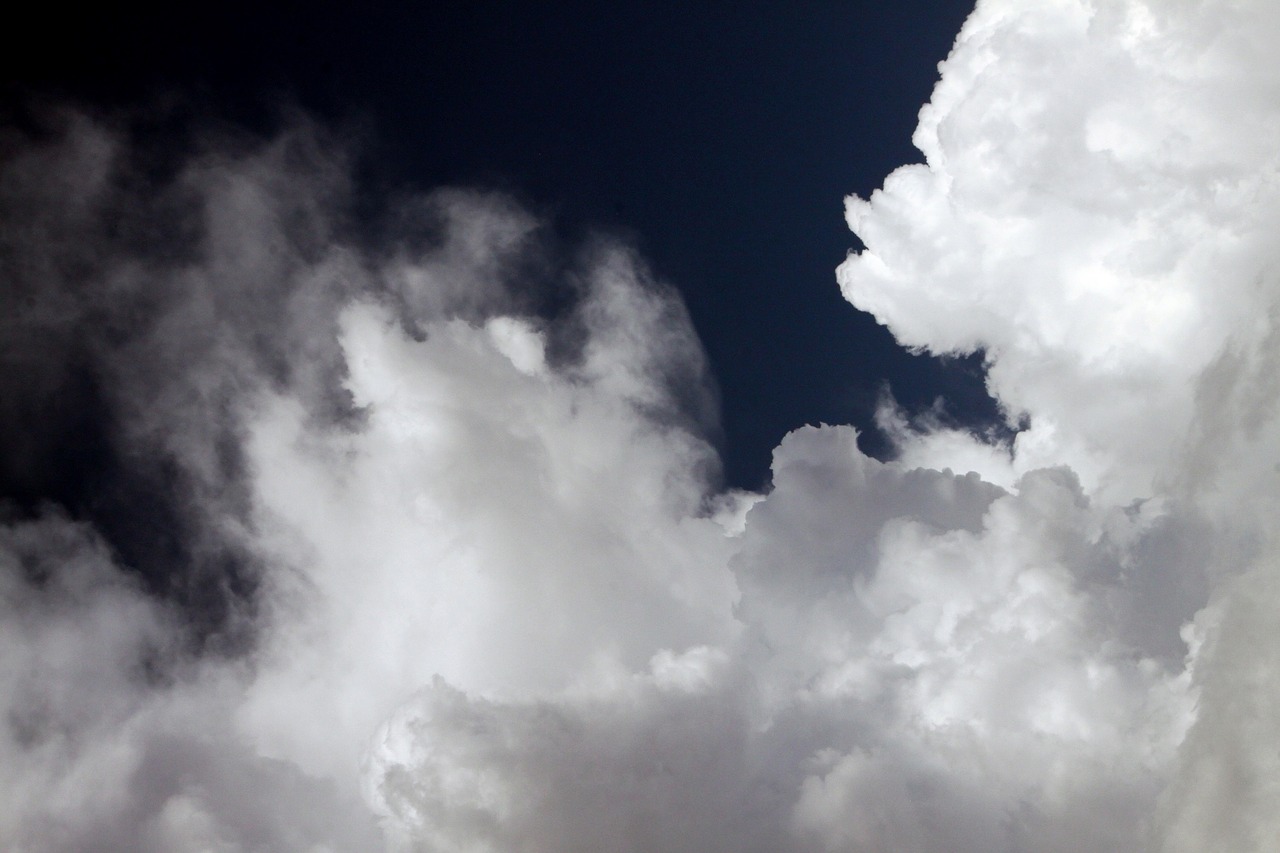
(3, 0, 1280, 848)
(838, 0, 1280, 848)
(1, 107, 740, 849)
(838, 0, 1280, 507)
(0, 510, 383, 852)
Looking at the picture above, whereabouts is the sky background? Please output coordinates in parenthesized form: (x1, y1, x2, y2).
(3, 0, 989, 489)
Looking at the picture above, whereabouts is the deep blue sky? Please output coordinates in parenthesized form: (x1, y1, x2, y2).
(4, 0, 993, 491)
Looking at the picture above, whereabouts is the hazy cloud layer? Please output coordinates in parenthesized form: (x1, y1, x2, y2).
(3, 0, 1280, 850)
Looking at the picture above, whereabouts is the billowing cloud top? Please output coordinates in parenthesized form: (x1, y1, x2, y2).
(3, 1, 1279, 851)
(840, 0, 1280, 509)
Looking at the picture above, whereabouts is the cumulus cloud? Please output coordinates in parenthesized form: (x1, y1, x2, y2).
(3, 0, 1280, 849)
(838, 0, 1280, 848)
(839, 0, 1280, 508)
(0, 106, 740, 850)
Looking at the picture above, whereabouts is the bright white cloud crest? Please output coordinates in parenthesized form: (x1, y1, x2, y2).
(2, 1, 1279, 850)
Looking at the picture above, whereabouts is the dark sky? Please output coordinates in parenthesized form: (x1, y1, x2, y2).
(3, 0, 992, 491)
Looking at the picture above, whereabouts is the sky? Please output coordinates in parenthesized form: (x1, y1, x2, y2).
(2, 1, 1280, 851)
(2, 0, 991, 490)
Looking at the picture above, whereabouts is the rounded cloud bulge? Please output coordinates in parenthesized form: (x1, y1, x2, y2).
(840, 0, 1280, 848)
(839, 0, 1280, 506)
(4, 1, 1280, 851)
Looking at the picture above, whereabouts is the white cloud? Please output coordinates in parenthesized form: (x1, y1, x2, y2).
(0, 111, 742, 849)
(840, 0, 1280, 505)
(838, 0, 1280, 848)
(237, 285, 740, 787)
(4, 0, 1280, 848)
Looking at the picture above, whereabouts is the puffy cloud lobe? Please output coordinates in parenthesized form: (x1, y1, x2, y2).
(237, 285, 740, 786)
(839, 0, 1280, 505)
(363, 655, 765, 853)
(735, 431, 1195, 853)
